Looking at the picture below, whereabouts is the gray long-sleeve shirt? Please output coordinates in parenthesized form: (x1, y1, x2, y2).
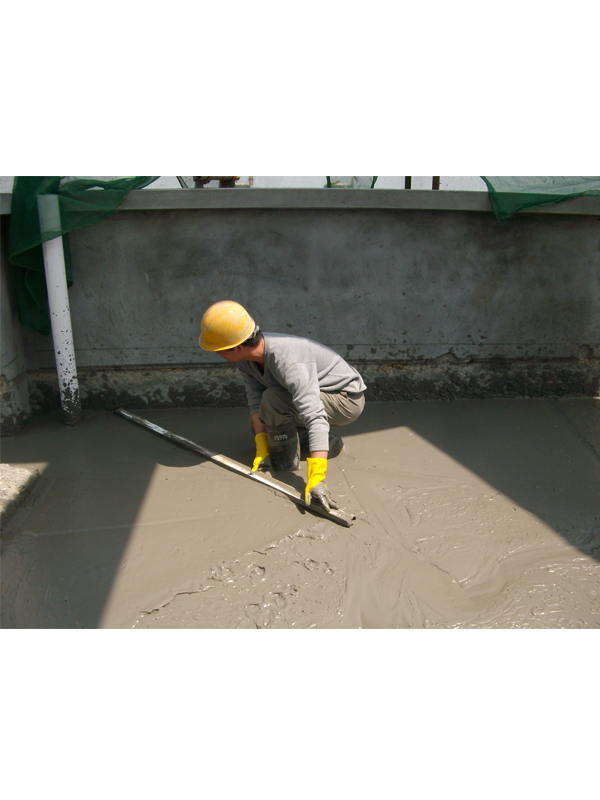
(237, 333, 367, 452)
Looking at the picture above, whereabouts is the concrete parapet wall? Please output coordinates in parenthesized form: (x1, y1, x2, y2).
(1, 217, 31, 435)
(2, 189, 599, 414)
(27, 364, 248, 412)
(26, 356, 600, 414)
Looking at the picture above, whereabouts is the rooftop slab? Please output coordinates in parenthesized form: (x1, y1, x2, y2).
(1, 397, 598, 629)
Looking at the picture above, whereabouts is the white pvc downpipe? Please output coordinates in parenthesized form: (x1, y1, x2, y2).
(37, 194, 82, 425)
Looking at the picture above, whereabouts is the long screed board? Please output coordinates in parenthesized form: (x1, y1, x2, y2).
(115, 409, 355, 527)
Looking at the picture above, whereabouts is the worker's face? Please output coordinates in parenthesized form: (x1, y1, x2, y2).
(218, 345, 245, 363)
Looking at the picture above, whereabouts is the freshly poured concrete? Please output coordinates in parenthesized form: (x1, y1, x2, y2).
(1, 399, 599, 628)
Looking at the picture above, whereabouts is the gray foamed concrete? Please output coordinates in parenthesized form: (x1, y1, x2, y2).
(1, 399, 598, 629)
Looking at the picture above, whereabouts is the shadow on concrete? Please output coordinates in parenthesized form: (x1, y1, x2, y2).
(1, 397, 598, 629)
(0, 410, 207, 629)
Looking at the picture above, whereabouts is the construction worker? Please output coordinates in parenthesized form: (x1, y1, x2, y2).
(199, 300, 366, 512)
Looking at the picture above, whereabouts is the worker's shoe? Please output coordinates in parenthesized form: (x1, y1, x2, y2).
(267, 421, 300, 471)
(298, 428, 344, 459)
(328, 434, 344, 459)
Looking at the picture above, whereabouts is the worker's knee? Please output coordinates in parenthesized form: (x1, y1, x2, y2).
(259, 386, 298, 428)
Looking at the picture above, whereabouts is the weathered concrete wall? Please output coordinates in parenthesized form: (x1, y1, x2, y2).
(2, 191, 599, 411)
(1, 217, 31, 434)
(24, 356, 599, 415)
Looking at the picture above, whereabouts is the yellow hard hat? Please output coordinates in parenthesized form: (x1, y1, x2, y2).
(199, 301, 256, 351)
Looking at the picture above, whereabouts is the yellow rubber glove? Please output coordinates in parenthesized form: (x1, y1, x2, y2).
(305, 457, 338, 510)
(251, 432, 270, 473)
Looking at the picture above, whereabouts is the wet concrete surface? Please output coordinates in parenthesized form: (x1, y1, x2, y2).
(1, 398, 599, 628)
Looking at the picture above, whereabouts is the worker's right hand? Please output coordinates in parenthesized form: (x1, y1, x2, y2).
(305, 457, 338, 511)
(251, 432, 270, 473)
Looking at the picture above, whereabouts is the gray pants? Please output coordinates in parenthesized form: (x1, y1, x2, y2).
(251, 385, 365, 431)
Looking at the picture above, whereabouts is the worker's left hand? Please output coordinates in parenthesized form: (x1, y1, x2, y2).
(305, 458, 338, 511)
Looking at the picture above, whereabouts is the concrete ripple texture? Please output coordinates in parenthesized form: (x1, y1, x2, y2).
(1, 399, 599, 629)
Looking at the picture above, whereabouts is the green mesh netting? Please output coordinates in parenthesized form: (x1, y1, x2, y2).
(8, 176, 158, 335)
(481, 176, 600, 220)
